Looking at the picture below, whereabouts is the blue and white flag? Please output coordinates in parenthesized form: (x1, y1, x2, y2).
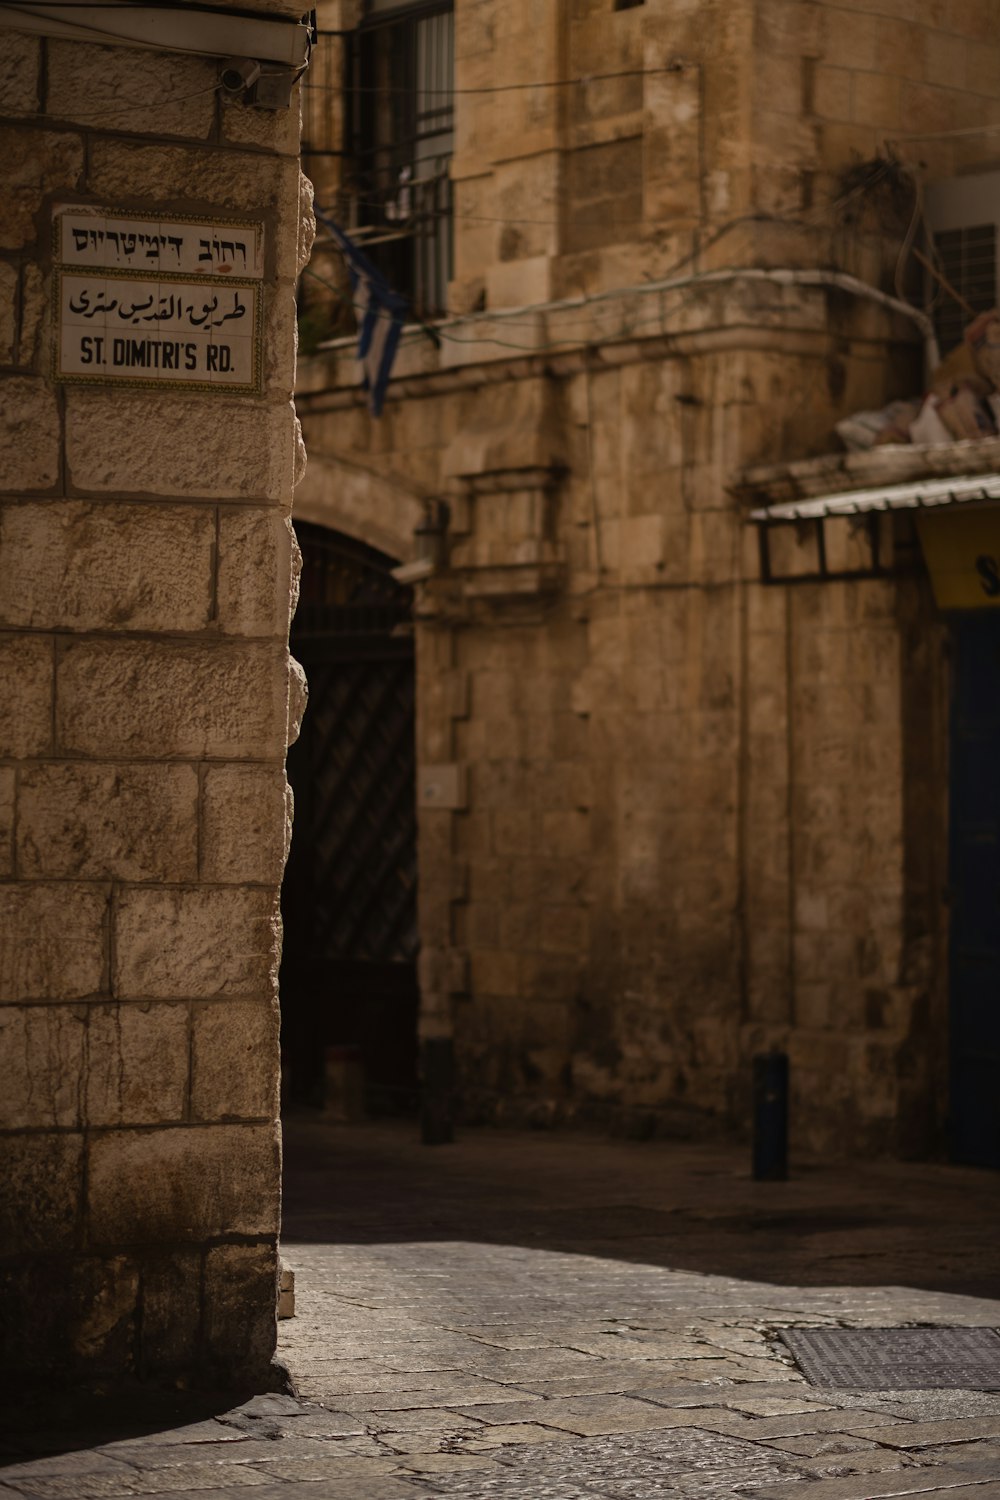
(315, 209, 408, 417)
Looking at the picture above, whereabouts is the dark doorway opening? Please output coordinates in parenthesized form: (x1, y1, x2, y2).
(281, 521, 419, 1117)
(948, 611, 1000, 1168)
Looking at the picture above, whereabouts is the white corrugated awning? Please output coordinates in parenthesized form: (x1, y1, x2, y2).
(750, 471, 1000, 523)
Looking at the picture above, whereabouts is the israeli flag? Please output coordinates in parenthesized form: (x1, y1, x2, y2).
(315, 209, 408, 417)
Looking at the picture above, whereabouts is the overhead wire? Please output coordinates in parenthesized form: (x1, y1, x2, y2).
(302, 62, 689, 98)
(24, 80, 223, 122)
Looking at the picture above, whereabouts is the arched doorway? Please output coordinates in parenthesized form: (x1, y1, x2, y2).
(281, 520, 419, 1116)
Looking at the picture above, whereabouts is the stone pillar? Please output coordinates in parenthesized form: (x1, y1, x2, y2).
(0, 18, 310, 1384)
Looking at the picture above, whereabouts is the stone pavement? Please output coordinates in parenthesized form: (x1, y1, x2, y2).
(3, 1119, 1000, 1500)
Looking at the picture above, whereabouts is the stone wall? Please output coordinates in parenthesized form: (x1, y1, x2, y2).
(296, 0, 998, 1156)
(0, 18, 308, 1383)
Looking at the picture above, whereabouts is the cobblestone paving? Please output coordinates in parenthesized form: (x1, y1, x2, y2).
(3, 1121, 1000, 1499)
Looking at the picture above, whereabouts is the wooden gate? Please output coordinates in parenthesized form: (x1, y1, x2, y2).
(281, 522, 419, 1112)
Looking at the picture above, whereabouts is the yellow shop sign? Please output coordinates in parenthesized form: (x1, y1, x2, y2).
(917, 505, 1000, 609)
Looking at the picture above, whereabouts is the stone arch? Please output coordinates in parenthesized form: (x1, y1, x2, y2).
(292, 448, 424, 563)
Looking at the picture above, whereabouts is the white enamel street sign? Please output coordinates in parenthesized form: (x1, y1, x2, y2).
(53, 207, 264, 393)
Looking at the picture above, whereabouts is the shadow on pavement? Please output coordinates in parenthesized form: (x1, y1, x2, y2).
(281, 1115, 1000, 1300)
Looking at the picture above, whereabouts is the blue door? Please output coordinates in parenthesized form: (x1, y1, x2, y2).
(949, 613, 1000, 1168)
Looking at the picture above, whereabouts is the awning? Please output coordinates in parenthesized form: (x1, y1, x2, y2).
(750, 471, 1000, 524)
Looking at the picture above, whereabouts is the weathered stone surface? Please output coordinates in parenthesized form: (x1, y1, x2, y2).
(0, 883, 107, 1003)
(190, 998, 279, 1120)
(0, 502, 215, 632)
(85, 1002, 189, 1127)
(87, 1123, 281, 1243)
(17, 763, 199, 881)
(46, 40, 217, 138)
(56, 639, 290, 759)
(0, 1133, 82, 1253)
(0, 29, 40, 115)
(0, 633, 53, 757)
(0, 766, 13, 879)
(18, 262, 45, 368)
(86, 141, 301, 275)
(0, 126, 83, 249)
(0, 377, 60, 490)
(66, 393, 298, 501)
(0, 1004, 86, 1128)
(221, 91, 302, 156)
(217, 508, 296, 636)
(114, 886, 280, 999)
(1, 18, 298, 1390)
(0, 261, 15, 363)
(203, 1241, 279, 1377)
(138, 1249, 202, 1375)
(201, 765, 292, 884)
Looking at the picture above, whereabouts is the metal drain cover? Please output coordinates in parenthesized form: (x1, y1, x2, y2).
(779, 1327, 1000, 1389)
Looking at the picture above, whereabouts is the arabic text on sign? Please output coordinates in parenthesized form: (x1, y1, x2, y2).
(66, 283, 249, 332)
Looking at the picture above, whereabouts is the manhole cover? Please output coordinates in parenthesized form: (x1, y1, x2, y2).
(779, 1327, 1000, 1389)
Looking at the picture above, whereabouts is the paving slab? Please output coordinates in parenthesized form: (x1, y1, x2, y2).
(6, 1121, 1000, 1500)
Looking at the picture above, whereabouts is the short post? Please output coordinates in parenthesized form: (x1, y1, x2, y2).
(752, 1051, 789, 1180)
(420, 1036, 455, 1145)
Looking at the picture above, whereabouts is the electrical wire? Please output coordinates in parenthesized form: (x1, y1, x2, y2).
(302, 62, 688, 98)
(27, 80, 223, 123)
(889, 121, 1000, 143)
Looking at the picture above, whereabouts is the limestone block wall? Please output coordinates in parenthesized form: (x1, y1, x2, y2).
(296, 0, 999, 1156)
(0, 22, 308, 1383)
(299, 316, 939, 1153)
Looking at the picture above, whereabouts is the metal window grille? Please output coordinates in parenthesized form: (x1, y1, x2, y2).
(346, 1, 455, 319)
(932, 223, 997, 354)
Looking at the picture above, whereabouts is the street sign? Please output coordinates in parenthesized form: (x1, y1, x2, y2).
(53, 206, 264, 394)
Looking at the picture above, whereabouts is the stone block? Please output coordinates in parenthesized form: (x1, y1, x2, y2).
(0, 378, 60, 490)
(0, 126, 83, 250)
(0, 883, 107, 1003)
(0, 1004, 86, 1128)
(201, 764, 292, 884)
(0, 30, 40, 114)
(539, 905, 589, 955)
(541, 810, 590, 858)
(85, 1001, 189, 1127)
(0, 1254, 139, 1379)
(56, 639, 290, 759)
(852, 70, 901, 130)
(86, 140, 301, 277)
(114, 885, 280, 1000)
(0, 1132, 82, 1253)
(190, 997, 279, 1120)
(814, 65, 853, 123)
(0, 261, 15, 363)
(19, 263, 45, 368)
(217, 507, 296, 637)
(47, 40, 217, 138)
(66, 392, 298, 501)
(0, 766, 12, 878)
(821, 8, 877, 69)
(17, 763, 199, 881)
(0, 501, 215, 632)
(220, 92, 302, 156)
(486, 255, 552, 311)
(87, 1123, 280, 1244)
(138, 1249, 202, 1375)
(203, 1241, 278, 1379)
(470, 948, 520, 997)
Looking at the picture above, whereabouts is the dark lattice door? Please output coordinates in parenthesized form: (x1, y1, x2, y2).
(281, 523, 418, 1112)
